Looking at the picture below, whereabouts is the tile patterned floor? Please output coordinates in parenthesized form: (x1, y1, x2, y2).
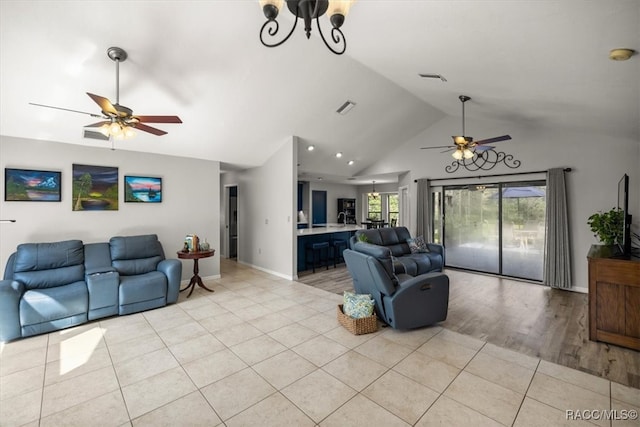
(1, 260, 639, 427)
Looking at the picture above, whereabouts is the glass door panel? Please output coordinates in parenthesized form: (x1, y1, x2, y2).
(443, 185, 499, 274)
(500, 183, 546, 280)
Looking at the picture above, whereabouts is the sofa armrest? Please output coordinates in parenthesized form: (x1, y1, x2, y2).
(426, 243, 444, 256)
(85, 266, 117, 276)
(158, 259, 182, 304)
(0, 280, 25, 342)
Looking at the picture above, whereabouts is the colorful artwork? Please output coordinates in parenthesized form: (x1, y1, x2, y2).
(72, 164, 118, 211)
(4, 168, 61, 201)
(125, 176, 162, 203)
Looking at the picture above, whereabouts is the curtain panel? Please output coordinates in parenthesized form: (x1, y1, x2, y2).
(544, 168, 572, 289)
(416, 179, 432, 241)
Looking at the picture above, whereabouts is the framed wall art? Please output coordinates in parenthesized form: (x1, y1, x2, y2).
(72, 164, 118, 211)
(5, 168, 61, 202)
(124, 176, 162, 203)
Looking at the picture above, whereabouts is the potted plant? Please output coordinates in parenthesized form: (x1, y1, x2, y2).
(587, 207, 624, 257)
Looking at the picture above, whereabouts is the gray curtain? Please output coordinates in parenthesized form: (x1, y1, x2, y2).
(544, 168, 572, 289)
(416, 179, 432, 241)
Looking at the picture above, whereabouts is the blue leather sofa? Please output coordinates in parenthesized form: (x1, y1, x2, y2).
(0, 234, 181, 342)
(344, 241, 449, 329)
(350, 226, 444, 276)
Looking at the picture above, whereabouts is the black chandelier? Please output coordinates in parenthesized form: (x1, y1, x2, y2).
(259, 0, 356, 55)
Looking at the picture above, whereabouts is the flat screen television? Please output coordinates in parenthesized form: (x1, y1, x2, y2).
(617, 174, 632, 256)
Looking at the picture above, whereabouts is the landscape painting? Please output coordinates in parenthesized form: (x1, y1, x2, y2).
(125, 176, 162, 203)
(5, 168, 61, 201)
(72, 164, 118, 211)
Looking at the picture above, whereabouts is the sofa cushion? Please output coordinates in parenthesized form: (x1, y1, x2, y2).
(118, 272, 167, 305)
(13, 240, 85, 289)
(20, 280, 88, 326)
(110, 235, 164, 276)
(407, 236, 430, 253)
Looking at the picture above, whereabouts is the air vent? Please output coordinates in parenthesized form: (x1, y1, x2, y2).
(83, 130, 109, 141)
(336, 100, 356, 115)
(419, 73, 447, 82)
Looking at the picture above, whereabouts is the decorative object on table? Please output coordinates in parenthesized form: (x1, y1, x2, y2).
(72, 164, 118, 211)
(199, 238, 210, 251)
(587, 207, 626, 258)
(182, 242, 189, 253)
(337, 291, 378, 335)
(124, 176, 162, 203)
(4, 168, 61, 202)
(184, 234, 199, 252)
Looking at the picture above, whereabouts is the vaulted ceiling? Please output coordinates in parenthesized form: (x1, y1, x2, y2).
(1, 1, 638, 184)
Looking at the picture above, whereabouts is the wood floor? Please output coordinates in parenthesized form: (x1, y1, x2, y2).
(297, 265, 640, 389)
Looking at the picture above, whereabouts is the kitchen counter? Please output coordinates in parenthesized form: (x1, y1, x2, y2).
(297, 224, 363, 236)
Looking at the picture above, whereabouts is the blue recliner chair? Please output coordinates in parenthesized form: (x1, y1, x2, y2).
(0, 240, 89, 341)
(109, 234, 181, 315)
(343, 241, 449, 330)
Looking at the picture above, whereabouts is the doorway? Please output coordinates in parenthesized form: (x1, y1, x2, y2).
(312, 190, 327, 226)
(227, 185, 238, 259)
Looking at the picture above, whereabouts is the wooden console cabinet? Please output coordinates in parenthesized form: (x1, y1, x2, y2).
(588, 248, 640, 351)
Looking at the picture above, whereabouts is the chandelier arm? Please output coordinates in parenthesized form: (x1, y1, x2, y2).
(445, 150, 522, 173)
(260, 9, 300, 48)
(315, 14, 346, 55)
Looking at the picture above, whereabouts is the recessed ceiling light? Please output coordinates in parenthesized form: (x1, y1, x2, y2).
(307, 145, 315, 151)
(348, 160, 354, 165)
(336, 152, 343, 158)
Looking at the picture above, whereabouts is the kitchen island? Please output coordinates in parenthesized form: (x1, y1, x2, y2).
(297, 224, 363, 272)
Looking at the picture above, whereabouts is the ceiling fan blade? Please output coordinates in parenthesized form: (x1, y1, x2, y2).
(135, 115, 182, 124)
(475, 145, 495, 152)
(86, 92, 118, 115)
(475, 135, 511, 145)
(84, 121, 110, 128)
(135, 123, 168, 136)
(29, 102, 103, 118)
(440, 148, 455, 154)
(420, 145, 452, 150)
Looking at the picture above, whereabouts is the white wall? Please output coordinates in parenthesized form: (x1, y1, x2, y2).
(224, 137, 296, 279)
(0, 136, 220, 280)
(359, 116, 640, 292)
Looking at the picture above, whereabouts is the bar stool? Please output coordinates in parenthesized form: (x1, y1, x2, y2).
(331, 239, 347, 267)
(306, 241, 330, 273)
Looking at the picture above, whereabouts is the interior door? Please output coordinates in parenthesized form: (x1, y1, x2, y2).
(228, 186, 237, 258)
(312, 190, 327, 226)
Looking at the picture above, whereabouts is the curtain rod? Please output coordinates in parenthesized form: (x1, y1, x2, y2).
(415, 168, 572, 183)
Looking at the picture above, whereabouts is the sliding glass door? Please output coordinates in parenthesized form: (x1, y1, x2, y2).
(443, 185, 500, 274)
(437, 180, 546, 281)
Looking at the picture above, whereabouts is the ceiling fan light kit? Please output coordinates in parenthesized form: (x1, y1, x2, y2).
(420, 94, 520, 173)
(609, 48, 635, 61)
(259, 0, 356, 55)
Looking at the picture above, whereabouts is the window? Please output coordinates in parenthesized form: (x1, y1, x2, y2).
(366, 193, 399, 223)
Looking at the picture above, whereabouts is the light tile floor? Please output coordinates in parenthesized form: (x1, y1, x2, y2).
(1, 260, 639, 427)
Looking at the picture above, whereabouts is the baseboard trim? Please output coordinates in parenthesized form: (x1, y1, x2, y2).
(236, 261, 294, 281)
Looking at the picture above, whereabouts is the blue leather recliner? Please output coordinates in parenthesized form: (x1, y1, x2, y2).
(344, 241, 449, 330)
(0, 234, 181, 342)
(349, 227, 444, 276)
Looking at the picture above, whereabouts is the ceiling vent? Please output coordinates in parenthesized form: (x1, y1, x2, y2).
(419, 73, 447, 82)
(336, 100, 356, 115)
(84, 129, 110, 141)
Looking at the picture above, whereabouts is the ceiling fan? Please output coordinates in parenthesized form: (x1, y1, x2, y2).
(30, 47, 182, 138)
(421, 95, 511, 159)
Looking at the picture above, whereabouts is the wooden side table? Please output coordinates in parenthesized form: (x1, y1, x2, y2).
(177, 249, 215, 298)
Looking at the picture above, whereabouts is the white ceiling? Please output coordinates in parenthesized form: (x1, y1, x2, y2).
(1, 1, 638, 185)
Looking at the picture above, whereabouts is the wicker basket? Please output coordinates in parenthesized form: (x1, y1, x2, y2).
(337, 304, 378, 335)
